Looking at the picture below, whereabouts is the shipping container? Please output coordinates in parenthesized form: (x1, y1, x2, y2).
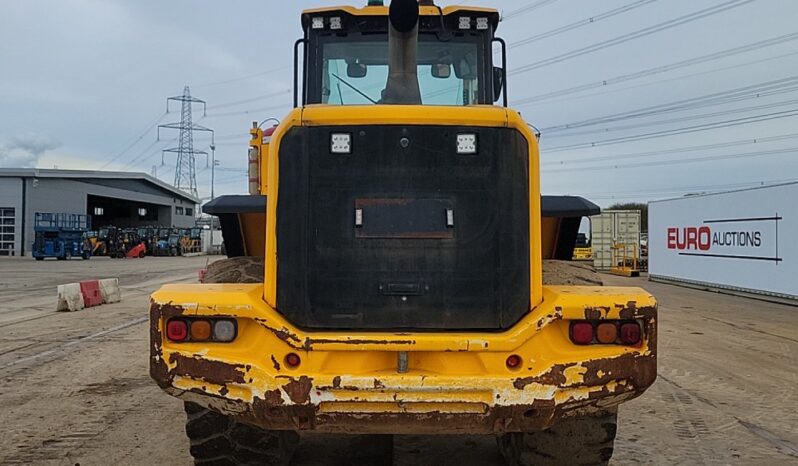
(591, 210, 642, 270)
(649, 182, 797, 301)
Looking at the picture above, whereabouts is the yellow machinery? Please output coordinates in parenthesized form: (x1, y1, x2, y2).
(611, 243, 641, 277)
(150, 2, 657, 464)
(573, 247, 594, 261)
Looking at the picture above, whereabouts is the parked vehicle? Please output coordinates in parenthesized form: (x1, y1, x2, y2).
(32, 213, 91, 261)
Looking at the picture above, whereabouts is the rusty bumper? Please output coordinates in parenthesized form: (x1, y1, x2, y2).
(150, 285, 657, 434)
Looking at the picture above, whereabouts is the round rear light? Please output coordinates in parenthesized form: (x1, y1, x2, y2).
(596, 322, 618, 344)
(619, 322, 642, 345)
(190, 320, 212, 341)
(166, 319, 188, 342)
(285, 353, 301, 368)
(506, 354, 522, 369)
(570, 322, 594, 345)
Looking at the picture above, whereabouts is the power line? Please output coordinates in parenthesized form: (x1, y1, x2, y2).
(563, 177, 798, 200)
(206, 89, 291, 110)
(121, 138, 175, 171)
(509, 0, 658, 49)
(544, 108, 798, 152)
(204, 102, 292, 119)
(541, 75, 798, 133)
(541, 132, 798, 166)
(544, 97, 798, 139)
(513, 31, 798, 106)
(502, 0, 560, 20)
(518, 50, 798, 109)
(193, 65, 292, 89)
(510, 0, 757, 76)
(100, 112, 167, 170)
(543, 146, 798, 173)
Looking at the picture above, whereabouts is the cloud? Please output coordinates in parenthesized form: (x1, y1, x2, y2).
(0, 134, 62, 168)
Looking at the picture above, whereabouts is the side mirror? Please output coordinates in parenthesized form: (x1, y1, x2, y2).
(431, 63, 451, 79)
(347, 62, 367, 78)
(493, 66, 504, 103)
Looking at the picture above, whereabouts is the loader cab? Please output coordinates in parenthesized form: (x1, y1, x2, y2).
(298, 5, 504, 107)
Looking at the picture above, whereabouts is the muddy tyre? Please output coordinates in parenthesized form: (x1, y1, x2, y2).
(203, 256, 264, 284)
(184, 402, 299, 466)
(188, 258, 294, 464)
(498, 410, 618, 466)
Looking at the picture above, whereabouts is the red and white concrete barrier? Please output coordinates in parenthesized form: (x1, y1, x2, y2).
(57, 278, 121, 312)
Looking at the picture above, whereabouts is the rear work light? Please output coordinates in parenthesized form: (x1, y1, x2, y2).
(166, 318, 237, 343)
(569, 321, 643, 346)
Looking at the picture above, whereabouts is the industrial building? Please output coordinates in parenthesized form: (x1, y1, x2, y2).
(0, 169, 200, 257)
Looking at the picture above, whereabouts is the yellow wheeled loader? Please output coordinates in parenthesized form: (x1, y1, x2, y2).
(150, 2, 657, 464)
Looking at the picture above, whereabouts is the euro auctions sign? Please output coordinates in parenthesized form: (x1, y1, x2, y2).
(666, 222, 774, 261)
(649, 183, 796, 300)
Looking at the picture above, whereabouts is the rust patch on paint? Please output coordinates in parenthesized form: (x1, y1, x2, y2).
(374, 379, 386, 390)
(514, 363, 577, 390)
(279, 376, 313, 404)
(619, 304, 657, 320)
(302, 338, 416, 350)
(536, 307, 563, 330)
(271, 355, 281, 371)
(253, 318, 305, 350)
(580, 353, 657, 390)
(332, 376, 341, 389)
(169, 353, 247, 386)
(584, 306, 610, 320)
(149, 301, 186, 389)
(254, 318, 416, 351)
(261, 389, 284, 406)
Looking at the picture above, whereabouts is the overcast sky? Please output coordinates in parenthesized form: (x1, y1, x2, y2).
(1, 0, 797, 206)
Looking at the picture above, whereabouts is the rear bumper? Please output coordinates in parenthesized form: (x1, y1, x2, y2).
(150, 285, 656, 434)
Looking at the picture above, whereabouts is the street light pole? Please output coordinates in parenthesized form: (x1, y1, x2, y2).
(210, 144, 218, 200)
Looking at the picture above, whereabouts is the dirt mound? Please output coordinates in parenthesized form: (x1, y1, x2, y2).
(204, 257, 602, 287)
(542, 260, 603, 286)
(203, 256, 264, 284)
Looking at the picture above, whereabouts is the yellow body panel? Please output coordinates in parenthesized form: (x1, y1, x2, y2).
(150, 284, 657, 433)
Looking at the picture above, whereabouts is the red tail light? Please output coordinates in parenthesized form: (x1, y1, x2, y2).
(506, 354, 522, 369)
(570, 322, 594, 345)
(166, 319, 188, 342)
(619, 322, 642, 345)
(165, 318, 237, 343)
(285, 353, 301, 368)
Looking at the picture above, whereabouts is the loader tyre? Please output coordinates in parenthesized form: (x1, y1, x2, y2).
(203, 256, 264, 284)
(184, 402, 299, 466)
(498, 410, 618, 466)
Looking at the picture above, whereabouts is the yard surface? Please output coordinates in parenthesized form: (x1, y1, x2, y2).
(0, 257, 796, 465)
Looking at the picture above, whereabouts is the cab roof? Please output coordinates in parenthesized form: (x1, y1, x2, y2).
(302, 4, 501, 30)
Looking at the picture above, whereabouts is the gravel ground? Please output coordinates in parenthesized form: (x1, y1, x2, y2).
(0, 257, 796, 465)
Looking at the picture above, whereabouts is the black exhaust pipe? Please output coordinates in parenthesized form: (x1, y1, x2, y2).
(382, 0, 422, 104)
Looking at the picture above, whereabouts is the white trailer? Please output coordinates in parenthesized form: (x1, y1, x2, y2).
(648, 182, 797, 301)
